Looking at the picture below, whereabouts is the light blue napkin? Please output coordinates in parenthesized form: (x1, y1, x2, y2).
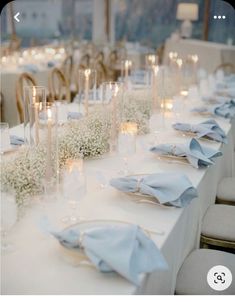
(150, 138, 222, 168)
(10, 135, 24, 145)
(67, 112, 83, 120)
(21, 64, 39, 74)
(172, 119, 227, 143)
(110, 173, 198, 207)
(47, 61, 55, 68)
(192, 100, 235, 119)
(52, 224, 168, 285)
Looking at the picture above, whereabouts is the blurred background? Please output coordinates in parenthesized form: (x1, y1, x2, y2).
(1, 0, 235, 48)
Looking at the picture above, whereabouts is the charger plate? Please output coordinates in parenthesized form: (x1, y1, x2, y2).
(176, 130, 216, 142)
(59, 219, 164, 267)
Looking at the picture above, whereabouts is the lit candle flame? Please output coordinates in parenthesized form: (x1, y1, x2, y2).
(84, 69, 91, 78)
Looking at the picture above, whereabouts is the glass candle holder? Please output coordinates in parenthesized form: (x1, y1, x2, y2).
(118, 122, 137, 175)
(146, 54, 158, 85)
(24, 86, 47, 146)
(78, 69, 97, 116)
(121, 59, 132, 88)
(101, 82, 123, 153)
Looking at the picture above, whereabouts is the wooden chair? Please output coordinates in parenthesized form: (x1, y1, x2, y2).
(62, 55, 73, 85)
(0, 92, 4, 122)
(215, 177, 235, 206)
(95, 51, 105, 64)
(16, 72, 37, 123)
(95, 61, 108, 87)
(107, 50, 119, 81)
(157, 44, 165, 65)
(214, 63, 235, 75)
(48, 68, 71, 102)
(62, 55, 76, 101)
(200, 204, 235, 251)
(79, 54, 91, 69)
(175, 249, 235, 294)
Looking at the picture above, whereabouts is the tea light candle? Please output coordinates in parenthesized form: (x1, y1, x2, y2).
(120, 122, 138, 134)
(161, 99, 173, 111)
(180, 90, 188, 97)
(119, 122, 137, 155)
(66, 158, 84, 174)
(84, 69, 91, 116)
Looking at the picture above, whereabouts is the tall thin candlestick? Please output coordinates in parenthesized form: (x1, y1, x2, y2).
(45, 108, 53, 181)
(110, 84, 119, 152)
(84, 69, 91, 116)
(152, 65, 159, 112)
(32, 87, 39, 145)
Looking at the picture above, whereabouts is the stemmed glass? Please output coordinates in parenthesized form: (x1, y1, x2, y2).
(118, 122, 137, 175)
(62, 158, 87, 224)
(1, 191, 17, 253)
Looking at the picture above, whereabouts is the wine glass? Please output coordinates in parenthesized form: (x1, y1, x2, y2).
(118, 122, 137, 175)
(1, 191, 17, 253)
(62, 158, 87, 224)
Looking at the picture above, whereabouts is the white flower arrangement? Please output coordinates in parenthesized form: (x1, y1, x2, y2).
(1, 91, 151, 203)
(1, 110, 110, 204)
(118, 89, 152, 134)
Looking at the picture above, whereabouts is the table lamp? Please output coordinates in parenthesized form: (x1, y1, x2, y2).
(176, 3, 198, 38)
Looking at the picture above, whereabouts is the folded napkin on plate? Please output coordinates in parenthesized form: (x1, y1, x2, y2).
(21, 64, 39, 74)
(10, 135, 24, 145)
(172, 119, 227, 143)
(67, 112, 83, 120)
(110, 173, 198, 207)
(192, 100, 235, 119)
(52, 224, 168, 285)
(150, 138, 222, 168)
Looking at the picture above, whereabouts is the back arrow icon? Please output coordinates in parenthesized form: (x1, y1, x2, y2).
(14, 12, 20, 22)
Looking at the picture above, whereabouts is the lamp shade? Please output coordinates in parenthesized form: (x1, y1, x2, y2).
(176, 3, 199, 21)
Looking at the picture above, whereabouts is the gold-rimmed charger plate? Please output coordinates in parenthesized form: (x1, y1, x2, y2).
(176, 130, 216, 142)
(59, 219, 164, 266)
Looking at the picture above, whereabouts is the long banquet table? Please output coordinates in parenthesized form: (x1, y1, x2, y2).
(1, 98, 235, 294)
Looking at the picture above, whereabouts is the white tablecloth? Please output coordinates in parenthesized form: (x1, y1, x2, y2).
(163, 39, 235, 73)
(1, 101, 234, 294)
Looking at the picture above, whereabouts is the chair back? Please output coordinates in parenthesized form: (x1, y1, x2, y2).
(0, 92, 4, 122)
(62, 55, 73, 85)
(95, 61, 107, 87)
(214, 63, 235, 76)
(48, 68, 71, 102)
(80, 54, 91, 68)
(16, 72, 37, 123)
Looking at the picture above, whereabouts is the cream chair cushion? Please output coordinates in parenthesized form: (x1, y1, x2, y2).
(175, 249, 235, 295)
(217, 177, 235, 202)
(201, 204, 235, 241)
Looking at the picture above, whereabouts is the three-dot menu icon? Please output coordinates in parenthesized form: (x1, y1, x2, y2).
(213, 15, 226, 19)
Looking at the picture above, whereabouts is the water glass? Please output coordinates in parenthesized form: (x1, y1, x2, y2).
(118, 122, 137, 175)
(0, 123, 11, 152)
(1, 191, 17, 253)
(62, 158, 87, 224)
